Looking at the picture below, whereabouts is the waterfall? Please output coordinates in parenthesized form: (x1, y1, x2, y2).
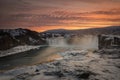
(46, 35, 98, 50)
(46, 37, 67, 46)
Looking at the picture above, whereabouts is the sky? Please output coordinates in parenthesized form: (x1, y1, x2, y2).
(0, 0, 120, 32)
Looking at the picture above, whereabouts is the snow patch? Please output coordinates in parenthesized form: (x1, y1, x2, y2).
(29, 37, 38, 43)
(3, 29, 27, 37)
(1, 49, 120, 80)
(0, 45, 41, 57)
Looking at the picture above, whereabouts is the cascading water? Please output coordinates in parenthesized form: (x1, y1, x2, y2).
(46, 35, 98, 50)
(46, 37, 68, 46)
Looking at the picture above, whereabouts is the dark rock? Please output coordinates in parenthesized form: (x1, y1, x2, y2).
(116, 65, 120, 69)
(44, 71, 64, 77)
(52, 61, 61, 66)
(74, 70, 96, 79)
(35, 69, 39, 72)
(98, 34, 120, 49)
(76, 72, 90, 79)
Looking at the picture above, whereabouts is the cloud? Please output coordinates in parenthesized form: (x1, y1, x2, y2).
(89, 8, 120, 15)
(0, 0, 120, 29)
(0, 8, 120, 28)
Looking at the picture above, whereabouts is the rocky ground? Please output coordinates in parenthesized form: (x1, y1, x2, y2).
(0, 49, 120, 80)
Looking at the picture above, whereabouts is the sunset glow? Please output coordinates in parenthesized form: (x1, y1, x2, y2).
(0, 0, 120, 32)
(30, 26, 111, 32)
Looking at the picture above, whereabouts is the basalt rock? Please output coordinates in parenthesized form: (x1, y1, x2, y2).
(98, 34, 120, 49)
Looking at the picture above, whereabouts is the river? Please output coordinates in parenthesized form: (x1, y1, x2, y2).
(0, 35, 98, 71)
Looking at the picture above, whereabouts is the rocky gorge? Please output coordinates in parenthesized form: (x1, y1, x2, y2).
(0, 27, 120, 80)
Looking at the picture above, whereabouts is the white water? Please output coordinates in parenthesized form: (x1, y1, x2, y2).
(46, 35, 98, 50)
(46, 37, 68, 46)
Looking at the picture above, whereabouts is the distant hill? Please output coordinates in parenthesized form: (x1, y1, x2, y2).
(43, 26, 120, 35)
(43, 29, 69, 34)
(44, 29, 67, 33)
(0, 28, 46, 50)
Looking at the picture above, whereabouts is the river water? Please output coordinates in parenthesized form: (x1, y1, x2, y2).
(0, 35, 98, 71)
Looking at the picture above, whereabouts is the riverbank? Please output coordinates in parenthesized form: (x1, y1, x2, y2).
(0, 49, 120, 80)
(0, 45, 47, 57)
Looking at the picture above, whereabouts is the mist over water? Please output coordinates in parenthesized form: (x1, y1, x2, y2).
(47, 35, 98, 50)
(46, 37, 67, 46)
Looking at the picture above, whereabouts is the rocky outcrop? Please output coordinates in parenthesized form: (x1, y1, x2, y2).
(0, 28, 46, 50)
(98, 34, 120, 49)
(1, 49, 120, 80)
(0, 33, 18, 50)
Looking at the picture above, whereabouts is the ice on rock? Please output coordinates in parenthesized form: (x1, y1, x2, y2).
(1, 49, 120, 80)
(29, 37, 38, 43)
(3, 29, 26, 37)
(0, 45, 41, 57)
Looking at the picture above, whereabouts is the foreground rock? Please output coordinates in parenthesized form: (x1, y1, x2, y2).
(0, 49, 120, 80)
(98, 34, 120, 49)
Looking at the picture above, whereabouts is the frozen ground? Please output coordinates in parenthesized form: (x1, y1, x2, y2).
(0, 45, 43, 57)
(0, 49, 120, 80)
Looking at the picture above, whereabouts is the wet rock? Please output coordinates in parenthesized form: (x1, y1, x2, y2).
(74, 70, 96, 79)
(35, 69, 39, 72)
(44, 71, 64, 77)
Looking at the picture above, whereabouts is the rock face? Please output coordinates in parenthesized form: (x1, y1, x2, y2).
(98, 34, 120, 49)
(0, 28, 46, 50)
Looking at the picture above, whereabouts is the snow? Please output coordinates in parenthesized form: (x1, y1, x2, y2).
(29, 37, 38, 43)
(102, 34, 120, 38)
(0, 45, 41, 57)
(58, 50, 88, 59)
(1, 49, 120, 80)
(3, 29, 27, 37)
(105, 37, 113, 40)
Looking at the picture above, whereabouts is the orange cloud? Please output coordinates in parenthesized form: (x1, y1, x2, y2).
(0, 0, 120, 31)
(28, 25, 113, 32)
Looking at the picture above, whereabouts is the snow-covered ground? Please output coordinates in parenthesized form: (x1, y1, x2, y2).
(0, 49, 120, 80)
(0, 45, 44, 57)
(2, 28, 26, 37)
